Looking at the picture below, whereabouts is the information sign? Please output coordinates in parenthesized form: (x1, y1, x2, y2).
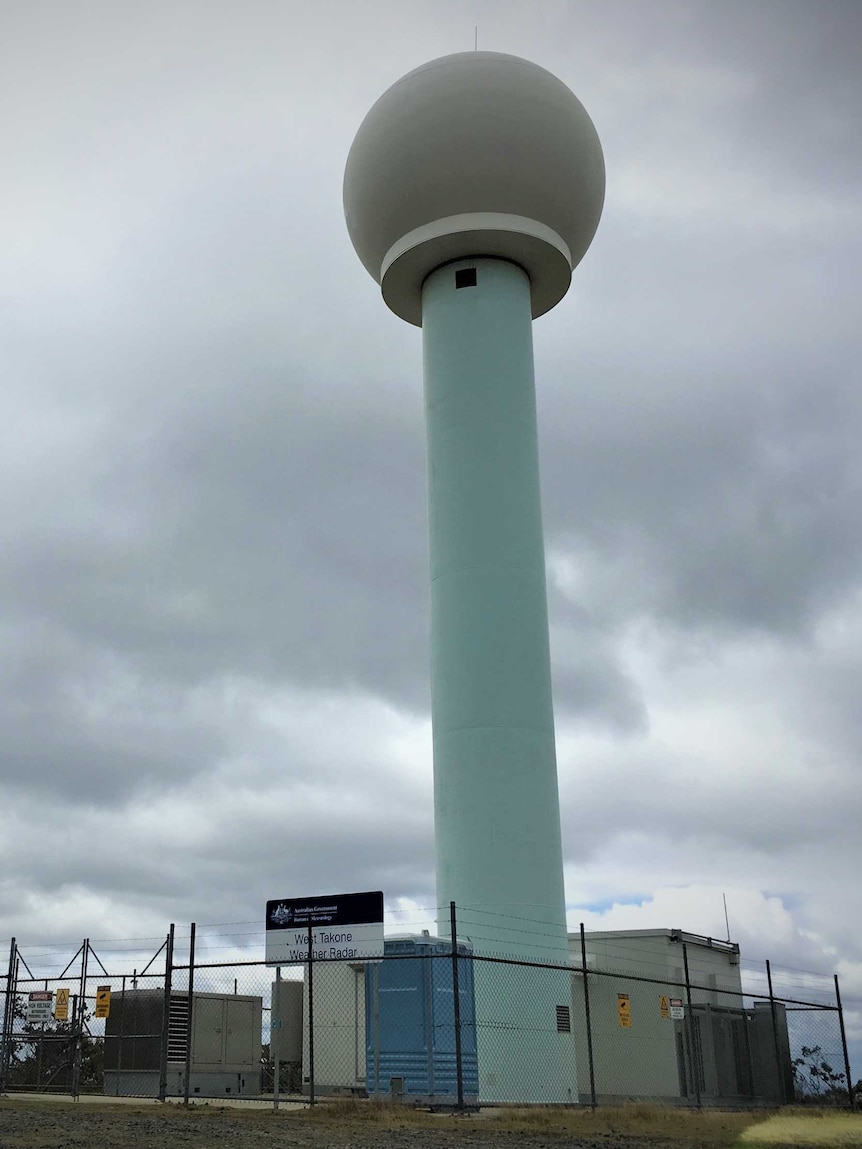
(265, 890, 384, 966)
(94, 985, 111, 1018)
(617, 992, 631, 1028)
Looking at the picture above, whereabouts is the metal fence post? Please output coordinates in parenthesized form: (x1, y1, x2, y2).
(158, 925, 175, 1103)
(273, 966, 281, 1111)
(580, 923, 597, 1108)
(450, 901, 464, 1110)
(765, 960, 786, 1103)
(307, 922, 315, 1107)
(70, 990, 77, 1089)
(183, 923, 196, 1106)
(0, 937, 16, 1095)
(372, 962, 380, 1100)
(682, 943, 701, 1109)
(36, 1003, 45, 1090)
(116, 975, 125, 1096)
(72, 939, 89, 1100)
(834, 974, 855, 1110)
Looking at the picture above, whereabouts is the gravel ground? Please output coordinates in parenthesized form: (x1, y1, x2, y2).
(6, 1096, 855, 1149)
(0, 1101, 660, 1149)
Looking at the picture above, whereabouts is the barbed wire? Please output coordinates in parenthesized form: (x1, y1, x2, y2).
(2, 906, 859, 1007)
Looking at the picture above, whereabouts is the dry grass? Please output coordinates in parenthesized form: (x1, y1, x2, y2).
(303, 1097, 759, 1143)
(305, 1099, 862, 1147)
(303, 1095, 443, 1126)
(475, 1101, 758, 1143)
(739, 1109, 862, 1146)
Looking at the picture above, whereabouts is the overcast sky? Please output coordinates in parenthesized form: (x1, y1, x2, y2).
(2, 0, 860, 1056)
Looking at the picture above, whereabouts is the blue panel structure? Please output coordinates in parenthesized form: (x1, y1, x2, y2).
(365, 936, 477, 1105)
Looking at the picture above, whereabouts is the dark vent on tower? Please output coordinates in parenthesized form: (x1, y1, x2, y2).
(555, 1004, 571, 1033)
(455, 267, 477, 289)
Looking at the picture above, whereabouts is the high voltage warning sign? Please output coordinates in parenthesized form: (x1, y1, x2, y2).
(617, 992, 631, 1028)
(26, 992, 53, 1024)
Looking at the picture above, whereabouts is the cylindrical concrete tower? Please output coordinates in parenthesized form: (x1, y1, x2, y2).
(344, 51, 604, 1103)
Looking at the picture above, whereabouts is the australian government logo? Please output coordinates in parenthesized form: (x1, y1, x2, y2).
(269, 903, 294, 927)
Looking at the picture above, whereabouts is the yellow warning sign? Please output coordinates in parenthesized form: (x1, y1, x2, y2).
(659, 994, 670, 1019)
(617, 992, 631, 1028)
(54, 987, 70, 1021)
(94, 985, 111, 1019)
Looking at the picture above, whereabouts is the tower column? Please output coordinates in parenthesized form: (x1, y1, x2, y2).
(424, 258, 574, 1105)
(423, 258, 568, 963)
(344, 48, 605, 1104)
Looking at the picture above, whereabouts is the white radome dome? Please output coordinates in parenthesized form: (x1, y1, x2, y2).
(343, 51, 605, 326)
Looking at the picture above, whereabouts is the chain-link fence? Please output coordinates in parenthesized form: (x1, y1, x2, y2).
(0, 935, 171, 1099)
(1, 916, 857, 1109)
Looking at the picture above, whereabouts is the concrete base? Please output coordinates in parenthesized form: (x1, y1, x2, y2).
(103, 1068, 261, 1098)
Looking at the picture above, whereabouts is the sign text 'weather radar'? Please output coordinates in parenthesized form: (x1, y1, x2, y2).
(265, 890, 383, 965)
